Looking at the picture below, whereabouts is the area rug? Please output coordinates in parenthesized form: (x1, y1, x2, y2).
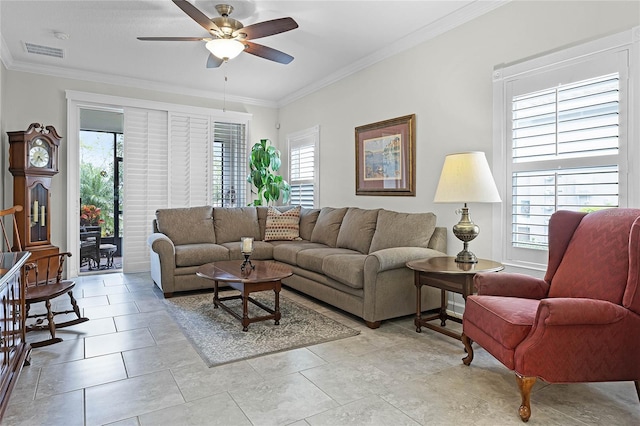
(163, 291, 360, 367)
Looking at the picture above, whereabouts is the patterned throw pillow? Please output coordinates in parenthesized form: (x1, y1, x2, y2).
(264, 206, 301, 241)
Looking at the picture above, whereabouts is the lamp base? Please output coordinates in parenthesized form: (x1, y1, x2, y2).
(455, 248, 478, 263)
(452, 204, 480, 264)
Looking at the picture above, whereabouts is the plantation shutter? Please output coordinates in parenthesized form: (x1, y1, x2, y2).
(123, 107, 168, 272)
(212, 121, 247, 207)
(169, 113, 210, 207)
(509, 73, 620, 251)
(288, 126, 319, 208)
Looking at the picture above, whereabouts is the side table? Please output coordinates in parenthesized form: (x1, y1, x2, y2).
(406, 256, 503, 340)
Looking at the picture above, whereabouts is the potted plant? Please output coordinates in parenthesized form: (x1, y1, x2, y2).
(80, 204, 105, 227)
(247, 139, 290, 206)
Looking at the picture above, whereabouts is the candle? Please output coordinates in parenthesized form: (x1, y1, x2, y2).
(241, 237, 253, 253)
(33, 200, 39, 223)
(41, 206, 46, 226)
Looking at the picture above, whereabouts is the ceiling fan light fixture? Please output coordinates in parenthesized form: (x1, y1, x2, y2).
(206, 39, 245, 61)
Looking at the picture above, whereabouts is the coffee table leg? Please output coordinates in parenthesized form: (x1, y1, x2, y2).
(213, 280, 219, 308)
(242, 288, 250, 332)
(274, 284, 281, 325)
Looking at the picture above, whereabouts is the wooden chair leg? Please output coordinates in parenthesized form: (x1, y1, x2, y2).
(462, 333, 474, 365)
(45, 299, 56, 340)
(516, 374, 537, 422)
(635, 380, 640, 403)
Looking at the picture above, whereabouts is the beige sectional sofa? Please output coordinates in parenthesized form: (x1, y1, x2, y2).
(148, 205, 447, 328)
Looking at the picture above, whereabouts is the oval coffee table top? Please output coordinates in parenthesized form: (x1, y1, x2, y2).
(196, 260, 293, 283)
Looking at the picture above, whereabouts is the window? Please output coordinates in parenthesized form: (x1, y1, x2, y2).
(288, 126, 319, 208)
(511, 73, 620, 250)
(494, 28, 639, 269)
(212, 122, 247, 207)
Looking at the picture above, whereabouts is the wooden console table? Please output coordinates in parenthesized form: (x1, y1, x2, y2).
(406, 256, 503, 340)
(0, 251, 31, 420)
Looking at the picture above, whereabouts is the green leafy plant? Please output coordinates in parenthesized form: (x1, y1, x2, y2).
(80, 162, 114, 235)
(247, 139, 290, 206)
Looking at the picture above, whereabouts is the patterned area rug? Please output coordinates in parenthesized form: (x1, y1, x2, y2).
(164, 291, 360, 367)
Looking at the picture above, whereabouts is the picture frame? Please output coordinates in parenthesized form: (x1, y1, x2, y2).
(355, 114, 416, 196)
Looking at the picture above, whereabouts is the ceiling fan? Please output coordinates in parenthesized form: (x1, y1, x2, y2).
(138, 0, 298, 68)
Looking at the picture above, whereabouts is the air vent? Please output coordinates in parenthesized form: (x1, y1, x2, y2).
(24, 42, 64, 59)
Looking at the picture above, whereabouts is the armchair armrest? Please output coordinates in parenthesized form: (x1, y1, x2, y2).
(474, 272, 549, 299)
(537, 298, 627, 326)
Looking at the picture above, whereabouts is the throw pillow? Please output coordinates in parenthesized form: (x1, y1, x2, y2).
(264, 206, 301, 241)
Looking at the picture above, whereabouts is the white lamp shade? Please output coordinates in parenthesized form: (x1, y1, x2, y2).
(206, 39, 245, 60)
(433, 151, 501, 203)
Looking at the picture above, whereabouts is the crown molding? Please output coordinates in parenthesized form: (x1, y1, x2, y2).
(277, 0, 509, 107)
(1, 34, 278, 109)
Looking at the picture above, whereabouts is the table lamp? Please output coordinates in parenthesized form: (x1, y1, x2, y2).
(434, 152, 501, 263)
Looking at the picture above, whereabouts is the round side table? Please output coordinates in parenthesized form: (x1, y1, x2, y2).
(406, 256, 504, 340)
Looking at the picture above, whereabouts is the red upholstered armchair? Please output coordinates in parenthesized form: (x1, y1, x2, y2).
(461, 208, 640, 422)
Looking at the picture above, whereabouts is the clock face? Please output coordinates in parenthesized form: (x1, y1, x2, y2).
(29, 139, 50, 168)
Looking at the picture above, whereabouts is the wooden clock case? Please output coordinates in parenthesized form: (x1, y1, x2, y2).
(8, 123, 61, 280)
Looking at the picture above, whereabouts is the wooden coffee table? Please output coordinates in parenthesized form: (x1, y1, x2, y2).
(196, 260, 293, 331)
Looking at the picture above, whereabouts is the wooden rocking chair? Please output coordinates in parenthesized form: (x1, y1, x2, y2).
(1, 205, 89, 347)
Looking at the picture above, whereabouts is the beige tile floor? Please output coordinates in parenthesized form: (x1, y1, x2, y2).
(2, 272, 639, 426)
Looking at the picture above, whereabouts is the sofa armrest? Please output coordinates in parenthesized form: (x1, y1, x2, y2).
(148, 233, 176, 295)
(368, 247, 446, 272)
(474, 272, 549, 299)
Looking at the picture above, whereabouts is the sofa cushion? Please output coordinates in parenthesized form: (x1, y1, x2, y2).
(155, 206, 215, 246)
(369, 209, 437, 253)
(297, 247, 361, 274)
(174, 243, 229, 267)
(464, 295, 539, 350)
(257, 206, 292, 239)
(336, 208, 379, 254)
(221, 241, 274, 261)
(310, 207, 348, 247)
(272, 241, 328, 265)
(300, 208, 320, 241)
(213, 207, 261, 244)
(323, 254, 367, 289)
(264, 206, 301, 241)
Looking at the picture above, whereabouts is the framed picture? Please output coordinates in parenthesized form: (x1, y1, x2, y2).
(355, 114, 416, 196)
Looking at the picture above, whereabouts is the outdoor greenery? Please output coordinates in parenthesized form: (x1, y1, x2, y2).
(80, 162, 114, 236)
(247, 139, 290, 206)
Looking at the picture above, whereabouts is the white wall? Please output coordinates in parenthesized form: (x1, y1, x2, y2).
(0, 71, 278, 252)
(277, 0, 640, 262)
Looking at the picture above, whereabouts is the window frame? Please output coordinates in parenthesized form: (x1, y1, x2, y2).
(492, 26, 640, 272)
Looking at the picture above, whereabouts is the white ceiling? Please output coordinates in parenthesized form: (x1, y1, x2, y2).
(1, 1, 506, 107)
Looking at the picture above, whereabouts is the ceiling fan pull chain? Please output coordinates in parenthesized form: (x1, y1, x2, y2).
(223, 74, 228, 112)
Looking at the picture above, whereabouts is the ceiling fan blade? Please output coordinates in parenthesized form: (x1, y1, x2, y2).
(244, 41, 294, 64)
(238, 17, 298, 40)
(137, 37, 208, 41)
(207, 54, 224, 68)
(172, 0, 221, 35)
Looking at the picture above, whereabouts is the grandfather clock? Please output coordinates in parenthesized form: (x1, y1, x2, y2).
(8, 123, 61, 273)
